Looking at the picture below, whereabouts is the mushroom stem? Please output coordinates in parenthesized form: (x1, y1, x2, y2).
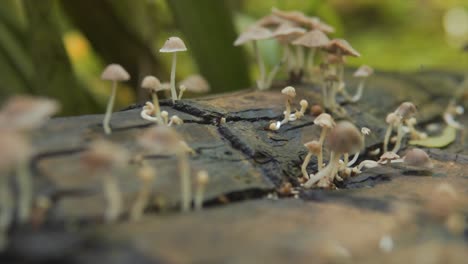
(347, 152, 360, 167)
(358, 160, 380, 170)
(151, 92, 163, 125)
(285, 45, 295, 73)
(301, 151, 313, 179)
(383, 124, 393, 153)
(130, 176, 152, 221)
(103, 80, 117, 135)
(281, 98, 292, 124)
(265, 49, 288, 89)
(392, 123, 404, 153)
(177, 151, 191, 212)
(178, 89, 185, 100)
(170, 52, 178, 102)
(351, 79, 366, 102)
(194, 171, 208, 211)
(253, 41, 266, 90)
(304, 151, 340, 188)
(103, 174, 122, 222)
(305, 48, 316, 73)
(16, 159, 32, 223)
(0, 175, 13, 250)
(317, 127, 329, 171)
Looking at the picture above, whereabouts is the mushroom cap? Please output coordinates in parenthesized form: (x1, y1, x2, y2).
(0, 96, 60, 131)
(314, 113, 335, 128)
(385, 112, 401, 125)
(326, 121, 363, 154)
(101, 64, 130, 81)
(353, 65, 374, 78)
(196, 170, 209, 185)
(254, 14, 291, 29)
(292, 29, 330, 48)
(378, 151, 400, 163)
(234, 26, 273, 46)
(326, 54, 346, 64)
(300, 99, 308, 108)
(159, 37, 187, 53)
(179, 74, 210, 93)
(324, 39, 361, 57)
(81, 140, 129, 171)
(138, 126, 181, 154)
(272, 23, 306, 43)
(0, 130, 31, 171)
(394, 102, 417, 120)
(403, 148, 433, 169)
(141, 76, 162, 92)
(306, 17, 335, 33)
(281, 86, 296, 98)
(170, 115, 184, 125)
(304, 140, 321, 154)
(272, 8, 310, 25)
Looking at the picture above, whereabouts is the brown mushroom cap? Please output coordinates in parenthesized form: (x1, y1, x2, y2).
(326, 54, 346, 65)
(179, 74, 210, 93)
(306, 17, 335, 34)
(0, 96, 60, 131)
(0, 130, 31, 171)
(254, 14, 291, 29)
(101, 64, 130, 81)
(81, 140, 129, 171)
(353, 65, 374, 78)
(281, 86, 296, 98)
(272, 23, 306, 43)
(141, 76, 163, 92)
(324, 39, 361, 57)
(385, 112, 401, 125)
(394, 102, 417, 120)
(378, 152, 400, 163)
(138, 126, 182, 154)
(314, 113, 335, 128)
(292, 29, 330, 48)
(403, 148, 433, 169)
(272, 8, 310, 25)
(160, 37, 187, 53)
(234, 26, 273, 46)
(304, 140, 321, 154)
(326, 121, 363, 154)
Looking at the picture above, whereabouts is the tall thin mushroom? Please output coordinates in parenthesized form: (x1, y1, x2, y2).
(313, 113, 336, 171)
(160, 37, 187, 103)
(101, 64, 130, 135)
(348, 65, 374, 102)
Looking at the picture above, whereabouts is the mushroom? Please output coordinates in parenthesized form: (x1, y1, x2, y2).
(280, 86, 296, 124)
(304, 121, 363, 188)
(314, 113, 336, 171)
(271, 8, 335, 33)
(346, 127, 371, 167)
(140, 102, 158, 122)
(403, 148, 433, 170)
(301, 140, 321, 179)
(348, 65, 374, 102)
(130, 165, 155, 221)
(178, 74, 211, 99)
(141, 75, 167, 125)
(269, 120, 282, 131)
(100, 64, 130, 135)
(293, 99, 309, 120)
(160, 37, 188, 103)
(138, 126, 193, 212)
(383, 112, 401, 153)
(161, 111, 169, 126)
(81, 140, 129, 222)
(378, 152, 402, 164)
(234, 26, 273, 90)
(392, 102, 417, 153)
(168, 115, 184, 126)
(292, 29, 330, 75)
(194, 170, 209, 211)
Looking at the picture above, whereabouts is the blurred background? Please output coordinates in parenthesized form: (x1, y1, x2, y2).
(0, 0, 467, 115)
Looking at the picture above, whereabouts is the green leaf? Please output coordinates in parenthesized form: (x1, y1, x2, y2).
(409, 126, 457, 148)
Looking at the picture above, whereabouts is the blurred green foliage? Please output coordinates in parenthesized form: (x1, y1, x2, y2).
(0, 0, 467, 115)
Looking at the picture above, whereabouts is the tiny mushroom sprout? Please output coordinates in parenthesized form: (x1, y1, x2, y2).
(234, 26, 274, 90)
(101, 64, 130, 135)
(160, 111, 169, 126)
(392, 102, 417, 153)
(314, 113, 336, 171)
(178, 74, 211, 99)
(140, 102, 158, 122)
(141, 75, 166, 125)
(138, 126, 193, 212)
(383, 112, 401, 153)
(301, 140, 321, 179)
(81, 140, 129, 222)
(304, 121, 363, 188)
(160, 37, 187, 103)
(293, 99, 309, 120)
(348, 65, 374, 102)
(403, 148, 433, 170)
(280, 86, 296, 124)
(168, 115, 184, 127)
(130, 165, 155, 221)
(292, 29, 330, 75)
(194, 170, 209, 211)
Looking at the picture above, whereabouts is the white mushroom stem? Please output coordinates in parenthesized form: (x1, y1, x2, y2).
(304, 151, 340, 188)
(392, 123, 405, 153)
(0, 175, 13, 250)
(343, 153, 349, 166)
(170, 52, 179, 103)
(130, 175, 153, 221)
(383, 124, 394, 153)
(194, 173, 208, 211)
(285, 45, 295, 73)
(151, 92, 163, 125)
(253, 41, 267, 90)
(140, 107, 159, 122)
(281, 98, 292, 124)
(295, 45, 305, 73)
(161, 111, 169, 126)
(444, 112, 464, 130)
(347, 152, 360, 167)
(351, 78, 367, 102)
(317, 127, 329, 171)
(265, 50, 288, 89)
(16, 159, 32, 223)
(305, 48, 316, 73)
(103, 80, 117, 135)
(178, 86, 186, 100)
(301, 151, 313, 179)
(177, 150, 191, 212)
(103, 174, 122, 222)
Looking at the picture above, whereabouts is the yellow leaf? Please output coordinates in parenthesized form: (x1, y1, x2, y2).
(409, 126, 457, 148)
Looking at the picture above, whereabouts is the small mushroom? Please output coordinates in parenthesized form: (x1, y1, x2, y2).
(392, 102, 417, 153)
(292, 30, 330, 75)
(168, 115, 184, 127)
(348, 65, 374, 102)
(280, 86, 296, 124)
(141, 75, 167, 125)
(101, 64, 130, 135)
(383, 113, 401, 153)
(301, 140, 321, 179)
(304, 121, 363, 188)
(194, 170, 209, 211)
(314, 113, 336, 171)
(130, 165, 155, 221)
(161, 111, 169, 126)
(160, 37, 188, 103)
(234, 26, 273, 90)
(140, 102, 158, 122)
(178, 74, 210, 99)
(293, 99, 309, 120)
(403, 148, 433, 170)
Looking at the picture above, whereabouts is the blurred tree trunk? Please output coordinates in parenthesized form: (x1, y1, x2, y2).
(167, 0, 251, 92)
(61, 0, 166, 100)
